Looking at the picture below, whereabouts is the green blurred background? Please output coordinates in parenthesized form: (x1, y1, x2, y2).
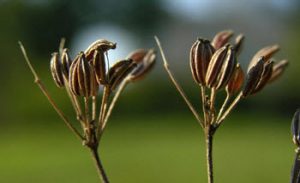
(1, 0, 300, 182)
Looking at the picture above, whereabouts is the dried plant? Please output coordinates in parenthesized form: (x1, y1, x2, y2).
(291, 109, 300, 183)
(155, 30, 288, 183)
(19, 39, 156, 183)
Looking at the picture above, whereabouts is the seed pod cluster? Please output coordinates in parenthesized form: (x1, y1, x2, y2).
(189, 30, 288, 97)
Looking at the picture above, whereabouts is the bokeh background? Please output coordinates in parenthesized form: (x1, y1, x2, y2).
(1, 0, 300, 182)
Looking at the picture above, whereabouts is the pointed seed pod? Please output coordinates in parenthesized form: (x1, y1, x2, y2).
(292, 109, 300, 146)
(84, 39, 116, 61)
(234, 34, 244, 56)
(60, 48, 72, 76)
(205, 45, 229, 88)
(190, 38, 215, 85)
(252, 60, 274, 93)
(108, 59, 136, 90)
(248, 45, 279, 72)
(226, 64, 244, 95)
(50, 52, 65, 88)
(242, 57, 265, 97)
(93, 50, 107, 85)
(268, 59, 288, 83)
(69, 56, 81, 96)
(128, 49, 156, 81)
(211, 30, 234, 49)
(215, 46, 237, 89)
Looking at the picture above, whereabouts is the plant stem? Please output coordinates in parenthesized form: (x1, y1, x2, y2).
(205, 130, 214, 183)
(89, 147, 110, 183)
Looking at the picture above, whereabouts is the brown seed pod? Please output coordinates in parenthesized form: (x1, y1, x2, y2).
(84, 39, 116, 61)
(60, 48, 72, 76)
(190, 38, 215, 85)
(248, 45, 279, 72)
(69, 52, 97, 97)
(93, 50, 107, 85)
(268, 59, 288, 83)
(226, 64, 244, 95)
(127, 49, 156, 82)
(234, 34, 244, 56)
(205, 45, 230, 88)
(215, 46, 237, 89)
(108, 59, 136, 90)
(50, 52, 64, 88)
(242, 57, 265, 97)
(211, 30, 234, 49)
(252, 60, 274, 93)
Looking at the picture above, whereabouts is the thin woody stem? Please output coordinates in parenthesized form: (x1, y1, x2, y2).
(92, 96, 97, 122)
(84, 97, 90, 125)
(155, 36, 203, 128)
(205, 130, 214, 183)
(217, 92, 243, 125)
(216, 92, 230, 122)
(89, 147, 110, 183)
(201, 86, 208, 126)
(102, 78, 129, 133)
(59, 37, 66, 54)
(97, 86, 110, 138)
(209, 87, 217, 123)
(19, 42, 84, 141)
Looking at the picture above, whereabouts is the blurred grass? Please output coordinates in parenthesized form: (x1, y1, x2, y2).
(0, 113, 293, 183)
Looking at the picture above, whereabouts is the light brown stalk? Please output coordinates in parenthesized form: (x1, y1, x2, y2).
(216, 92, 230, 122)
(209, 87, 217, 123)
(201, 86, 209, 126)
(155, 36, 203, 128)
(89, 147, 110, 183)
(97, 86, 110, 139)
(92, 96, 97, 122)
(19, 42, 84, 141)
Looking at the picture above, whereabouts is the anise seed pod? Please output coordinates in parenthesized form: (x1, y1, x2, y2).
(242, 57, 265, 97)
(69, 56, 81, 96)
(211, 30, 234, 49)
(205, 45, 229, 88)
(248, 45, 279, 72)
(50, 52, 64, 88)
(226, 64, 244, 95)
(61, 48, 72, 76)
(268, 59, 288, 83)
(128, 49, 156, 82)
(252, 60, 274, 93)
(84, 39, 116, 61)
(190, 38, 215, 85)
(234, 34, 245, 56)
(93, 50, 107, 85)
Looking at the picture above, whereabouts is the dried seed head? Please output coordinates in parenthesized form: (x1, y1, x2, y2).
(85, 39, 116, 61)
(248, 45, 279, 72)
(211, 30, 234, 49)
(292, 109, 300, 146)
(50, 52, 65, 88)
(252, 60, 274, 93)
(234, 34, 244, 56)
(190, 38, 215, 85)
(242, 57, 265, 97)
(108, 59, 136, 90)
(226, 64, 244, 95)
(127, 49, 156, 82)
(93, 50, 107, 85)
(268, 59, 288, 83)
(69, 52, 98, 97)
(205, 45, 236, 89)
(61, 48, 72, 76)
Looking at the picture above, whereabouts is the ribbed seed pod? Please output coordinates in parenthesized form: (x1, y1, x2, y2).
(292, 109, 300, 146)
(84, 39, 116, 61)
(242, 57, 265, 97)
(108, 59, 136, 90)
(215, 46, 236, 89)
(226, 64, 244, 95)
(234, 34, 244, 56)
(252, 60, 274, 93)
(50, 52, 64, 88)
(211, 30, 233, 49)
(127, 49, 156, 82)
(268, 59, 288, 83)
(60, 48, 72, 76)
(69, 52, 97, 97)
(205, 45, 230, 88)
(190, 38, 215, 85)
(93, 50, 107, 85)
(248, 45, 279, 72)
